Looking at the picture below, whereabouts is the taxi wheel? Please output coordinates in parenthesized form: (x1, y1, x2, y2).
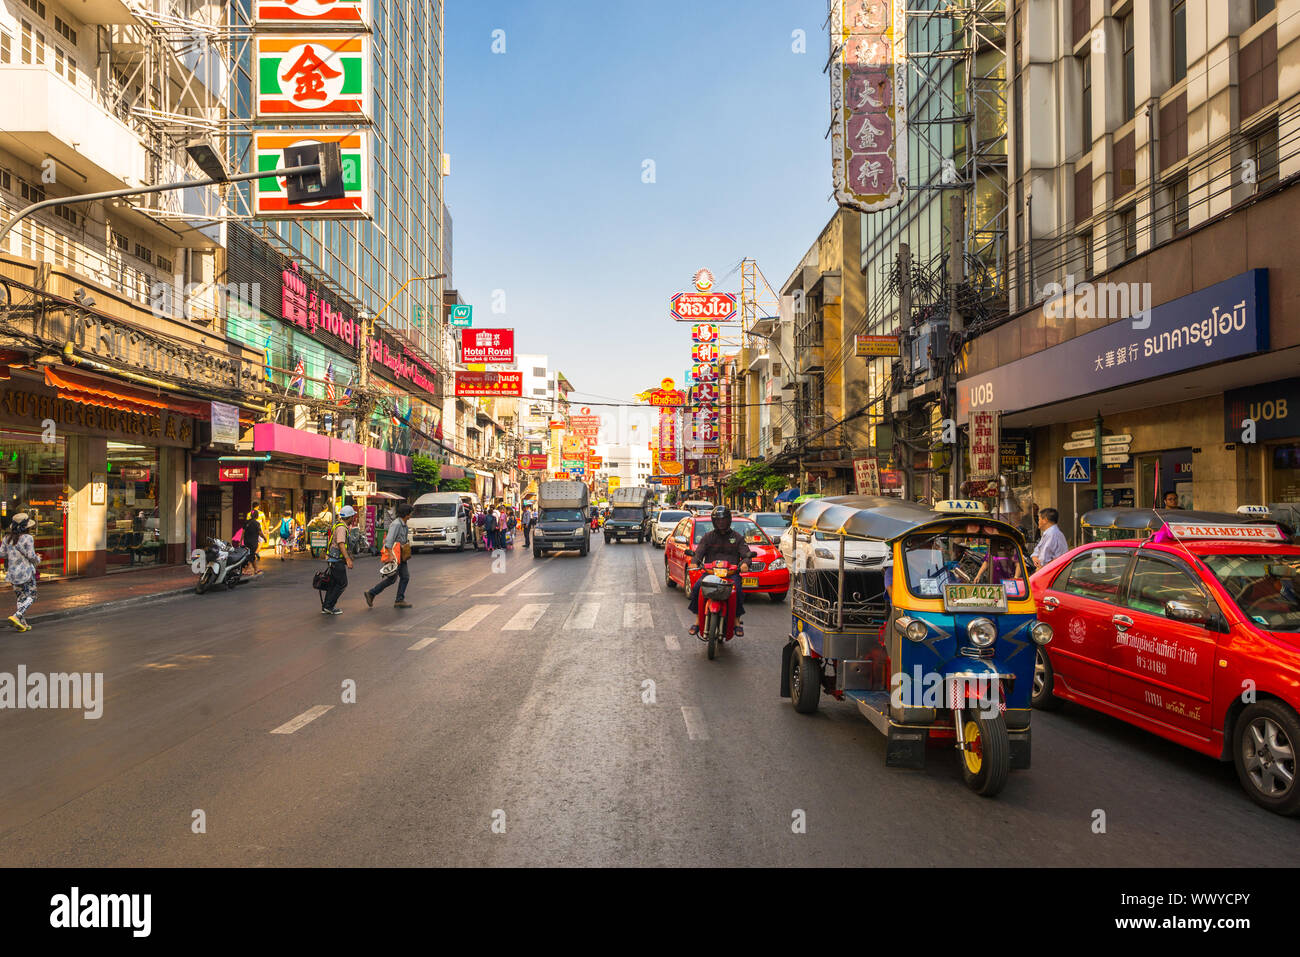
(1234, 701, 1300, 816)
(959, 712, 1010, 797)
(789, 651, 821, 714)
(665, 561, 677, 589)
(770, 591, 787, 603)
(1031, 648, 1064, 711)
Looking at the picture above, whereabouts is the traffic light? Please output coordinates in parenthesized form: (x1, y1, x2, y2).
(283, 142, 345, 204)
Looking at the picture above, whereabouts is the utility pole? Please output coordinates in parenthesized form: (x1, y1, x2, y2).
(897, 242, 913, 500)
(948, 193, 966, 498)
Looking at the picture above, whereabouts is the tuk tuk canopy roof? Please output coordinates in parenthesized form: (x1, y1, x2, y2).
(792, 495, 1027, 545)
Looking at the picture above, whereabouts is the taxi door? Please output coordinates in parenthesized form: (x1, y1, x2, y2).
(1037, 546, 1133, 703)
(1110, 552, 1219, 739)
(665, 518, 692, 587)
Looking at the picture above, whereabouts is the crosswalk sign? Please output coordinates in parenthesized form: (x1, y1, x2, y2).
(1063, 456, 1092, 483)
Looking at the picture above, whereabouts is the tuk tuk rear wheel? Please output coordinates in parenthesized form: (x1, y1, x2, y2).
(1032, 647, 1064, 711)
(959, 713, 1010, 797)
(789, 650, 821, 714)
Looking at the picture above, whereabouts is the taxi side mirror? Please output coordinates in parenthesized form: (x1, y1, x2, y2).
(684, 548, 695, 557)
(1165, 599, 1211, 624)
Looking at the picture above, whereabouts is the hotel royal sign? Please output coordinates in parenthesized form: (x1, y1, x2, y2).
(829, 0, 907, 213)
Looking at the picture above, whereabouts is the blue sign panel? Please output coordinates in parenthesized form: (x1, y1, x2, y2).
(1063, 457, 1092, 483)
(957, 270, 1269, 422)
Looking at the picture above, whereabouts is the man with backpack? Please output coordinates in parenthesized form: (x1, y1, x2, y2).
(483, 506, 498, 553)
(364, 502, 413, 609)
(321, 505, 358, 615)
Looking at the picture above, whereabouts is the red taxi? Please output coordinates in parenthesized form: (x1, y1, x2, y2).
(1030, 515, 1300, 814)
(663, 514, 789, 602)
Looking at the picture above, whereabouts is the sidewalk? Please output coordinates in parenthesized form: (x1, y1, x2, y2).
(13, 549, 318, 626)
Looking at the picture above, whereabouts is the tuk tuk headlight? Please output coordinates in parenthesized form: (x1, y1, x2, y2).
(967, 617, 997, 648)
(1032, 621, 1053, 645)
(895, 616, 928, 642)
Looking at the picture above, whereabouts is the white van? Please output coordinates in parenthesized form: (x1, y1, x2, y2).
(409, 492, 472, 552)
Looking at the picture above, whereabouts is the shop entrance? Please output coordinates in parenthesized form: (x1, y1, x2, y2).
(105, 441, 165, 572)
(197, 486, 222, 547)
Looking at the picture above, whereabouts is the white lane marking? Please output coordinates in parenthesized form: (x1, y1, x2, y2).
(519, 592, 554, 596)
(407, 634, 439, 651)
(664, 633, 680, 650)
(564, 601, 600, 631)
(574, 591, 605, 595)
(270, 705, 333, 735)
(623, 602, 652, 629)
(643, 550, 661, 594)
(681, 706, 710, 741)
(502, 603, 549, 631)
(491, 561, 549, 597)
(439, 604, 498, 631)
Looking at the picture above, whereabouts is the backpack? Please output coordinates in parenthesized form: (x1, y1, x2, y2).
(280, 518, 292, 539)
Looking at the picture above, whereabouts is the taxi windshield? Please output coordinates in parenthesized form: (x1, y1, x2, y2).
(902, 531, 1027, 599)
(1200, 553, 1300, 631)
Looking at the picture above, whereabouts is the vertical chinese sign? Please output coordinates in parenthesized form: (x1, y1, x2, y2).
(969, 410, 1000, 483)
(829, 0, 907, 212)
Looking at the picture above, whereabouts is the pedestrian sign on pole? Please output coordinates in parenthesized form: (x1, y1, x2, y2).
(1063, 456, 1092, 483)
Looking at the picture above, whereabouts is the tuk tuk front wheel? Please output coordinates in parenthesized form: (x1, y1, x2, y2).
(1032, 647, 1064, 711)
(789, 650, 821, 714)
(959, 712, 1010, 797)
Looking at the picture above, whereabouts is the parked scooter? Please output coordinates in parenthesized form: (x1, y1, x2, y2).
(194, 537, 252, 594)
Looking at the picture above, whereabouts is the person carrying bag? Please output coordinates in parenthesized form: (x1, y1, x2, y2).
(317, 505, 357, 615)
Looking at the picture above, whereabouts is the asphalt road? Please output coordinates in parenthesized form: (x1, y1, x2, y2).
(0, 535, 1296, 867)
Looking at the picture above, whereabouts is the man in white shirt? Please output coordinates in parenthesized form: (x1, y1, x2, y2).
(1029, 507, 1069, 570)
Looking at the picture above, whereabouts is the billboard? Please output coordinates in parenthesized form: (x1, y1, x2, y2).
(829, 0, 907, 212)
(254, 34, 371, 120)
(460, 328, 515, 364)
(454, 371, 522, 396)
(253, 130, 369, 218)
(517, 454, 548, 471)
(671, 292, 738, 323)
(254, 0, 369, 26)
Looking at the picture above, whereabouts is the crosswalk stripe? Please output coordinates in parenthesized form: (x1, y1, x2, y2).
(681, 706, 710, 741)
(439, 604, 498, 631)
(564, 601, 600, 630)
(270, 705, 333, 735)
(407, 634, 439, 651)
(623, 602, 651, 629)
(502, 603, 548, 631)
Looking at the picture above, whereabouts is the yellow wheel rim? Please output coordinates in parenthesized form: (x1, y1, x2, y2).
(963, 720, 983, 774)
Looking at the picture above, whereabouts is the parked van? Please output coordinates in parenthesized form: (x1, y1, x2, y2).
(409, 492, 472, 552)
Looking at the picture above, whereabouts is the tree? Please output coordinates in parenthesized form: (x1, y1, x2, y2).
(411, 453, 441, 495)
(439, 477, 473, 492)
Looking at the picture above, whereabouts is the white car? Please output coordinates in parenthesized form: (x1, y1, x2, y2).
(650, 509, 690, 547)
(780, 525, 891, 571)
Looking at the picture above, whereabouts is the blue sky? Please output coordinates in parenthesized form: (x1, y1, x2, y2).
(444, 0, 836, 403)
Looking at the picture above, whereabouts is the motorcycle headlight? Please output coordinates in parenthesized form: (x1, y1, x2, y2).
(1032, 621, 1053, 645)
(813, 547, 834, 559)
(770, 558, 786, 570)
(895, 616, 928, 642)
(967, 617, 997, 648)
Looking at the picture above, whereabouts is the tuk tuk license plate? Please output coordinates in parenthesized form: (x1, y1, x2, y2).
(742, 576, 759, 588)
(942, 583, 1007, 613)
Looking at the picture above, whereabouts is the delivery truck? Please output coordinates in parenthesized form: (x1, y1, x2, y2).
(604, 486, 653, 544)
(533, 480, 591, 557)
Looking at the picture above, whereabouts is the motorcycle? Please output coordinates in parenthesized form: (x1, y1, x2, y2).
(193, 537, 252, 594)
(693, 558, 741, 660)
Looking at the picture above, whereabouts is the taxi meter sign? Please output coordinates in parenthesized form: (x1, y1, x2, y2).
(1165, 523, 1287, 541)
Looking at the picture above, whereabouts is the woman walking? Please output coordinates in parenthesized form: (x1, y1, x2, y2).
(1, 513, 41, 632)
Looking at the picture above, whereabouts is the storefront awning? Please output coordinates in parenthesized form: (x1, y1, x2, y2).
(252, 422, 411, 474)
(439, 465, 465, 480)
(43, 367, 211, 419)
(774, 488, 800, 503)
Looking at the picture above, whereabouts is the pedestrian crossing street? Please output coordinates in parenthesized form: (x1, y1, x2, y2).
(431, 597, 667, 635)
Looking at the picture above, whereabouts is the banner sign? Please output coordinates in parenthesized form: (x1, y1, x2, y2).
(517, 453, 548, 470)
(829, 0, 907, 212)
(253, 130, 369, 218)
(958, 270, 1270, 423)
(255, 0, 369, 26)
(254, 34, 371, 120)
(691, 342, 719, 363)
(454, 371, 522, 396)
(1224, 376, 1300, 443)
(219, 467, 250, 482)
(854, 457, 880, 495)
(210, 401, 240, 446)
(671, 292, 737, 323)
(969, 410, 1000, 482)
(691, 363, 718, 383)
(460, 328, 515, 364)
(1166, 523, 1287, 541)
(854, 334, 900, 357)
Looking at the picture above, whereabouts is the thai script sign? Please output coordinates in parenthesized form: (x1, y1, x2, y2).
(671, 292, 737, 323)
(454, 371, 522, 397)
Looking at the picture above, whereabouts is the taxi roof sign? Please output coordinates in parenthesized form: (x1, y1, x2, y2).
(1165, 523, 1286, 542)
(935, 499, 988, 514)
(1236, 505, 1272, 515)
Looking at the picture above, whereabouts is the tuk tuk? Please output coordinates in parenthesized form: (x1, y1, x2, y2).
(1079, 505, 1295, 544)
(780, 496, 1052, 797)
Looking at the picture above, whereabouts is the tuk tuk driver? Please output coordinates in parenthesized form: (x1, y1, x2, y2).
(687, 506, 754, 637)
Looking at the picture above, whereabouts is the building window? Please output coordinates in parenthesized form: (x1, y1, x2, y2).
(532, 366, 545, 377)
(0, 170, 9, 192)
(53, 15, 75, 46)
(19, 181, 45, 204)
(1171, 1, 1186, 82)
(1121, 207, 1138, 260)
(112, 231, 129, 253)
(1238, 28, 1278, 121)
(133, 242, 153, 264)
(1080, 53, 1092, 154)
(1249, 121, 1279, 191)
(53, 204, 79, 227)
(1114, 131, 1136, 195)
(1253, 0, 1275, 23)
(22, 0, 45, 18)
(1122, 12, 1135, 119)
(1159, 93, 1188, 171)
(0, 32, 10, 64)
(1170, 177, 1189, 235)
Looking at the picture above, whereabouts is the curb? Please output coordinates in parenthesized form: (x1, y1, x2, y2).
(26, 585, 197, 625)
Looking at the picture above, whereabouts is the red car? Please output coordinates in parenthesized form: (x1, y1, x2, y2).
(663, 514, 790, 601)
(1030, 520, 1300, 814)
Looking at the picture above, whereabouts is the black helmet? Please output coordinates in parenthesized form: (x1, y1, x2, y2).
(710, 506, 732, 534)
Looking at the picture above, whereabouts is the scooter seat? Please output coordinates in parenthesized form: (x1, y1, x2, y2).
(227, 547, 249, 562)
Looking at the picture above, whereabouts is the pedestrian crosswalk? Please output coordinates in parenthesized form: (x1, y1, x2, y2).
(414, 598, 674, 639)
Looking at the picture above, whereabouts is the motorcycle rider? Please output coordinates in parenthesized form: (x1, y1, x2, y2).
(687, 506, 753, 637)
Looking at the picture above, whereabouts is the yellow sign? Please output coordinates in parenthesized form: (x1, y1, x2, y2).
(327, 461, 340, 474)
(855, 334, 901, 357)
(607, 477, 622, 491)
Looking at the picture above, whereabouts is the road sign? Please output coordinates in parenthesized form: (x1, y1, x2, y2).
(344, 480, 377, 497)
(1063, 457, 1092, 483)
(1062, 438, 1097, 451)
(1101, 434, 1133, 446)
(449, 305, 472, 328)
(1069, 430, 1096, 441)
(1100, 452, 1130, 466)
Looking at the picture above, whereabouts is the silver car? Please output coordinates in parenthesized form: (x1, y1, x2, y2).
(650, 509, 689, 547)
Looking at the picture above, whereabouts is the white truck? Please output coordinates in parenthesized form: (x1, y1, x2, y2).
(533, 480, 591, 557)
(408, 491, 473, 552)
(604, 486, 653, 543)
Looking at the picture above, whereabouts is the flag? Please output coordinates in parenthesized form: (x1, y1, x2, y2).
(340, 371, 355, 406)
(324, 361, 336, 401)
(290, 354, 305, 395)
